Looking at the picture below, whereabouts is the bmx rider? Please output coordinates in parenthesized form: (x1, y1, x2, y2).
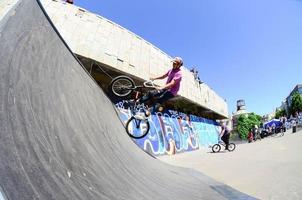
(220, 122, 231, 151)
(139, 57, 183, 114)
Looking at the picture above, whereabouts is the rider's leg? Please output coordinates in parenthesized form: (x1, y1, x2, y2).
(150, 90, 174, 113)
(225, 134, 230, 150)
(139, 90, 165, 116)
(221, 134, 230, 150)
(221, 134, 226, 145)
(138, 89, 163, 104)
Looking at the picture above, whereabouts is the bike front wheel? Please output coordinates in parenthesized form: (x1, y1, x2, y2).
(228, 143, 236, 151)
(212, 144, 221, 153)
(125, 117, 150, 139)
(109, 76, 135, 97)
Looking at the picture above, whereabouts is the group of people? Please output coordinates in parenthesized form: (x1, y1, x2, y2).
(279, 114, 301, 133)
(190, 68, 203, 84)
(247, 125, 261, 143)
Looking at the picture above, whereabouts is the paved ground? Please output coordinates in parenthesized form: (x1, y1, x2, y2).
(159, 129, 302, 200)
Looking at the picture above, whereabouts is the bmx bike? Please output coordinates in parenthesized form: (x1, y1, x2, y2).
(211, 140, 236, 153)
(109, 75, 157, 139)
(271, 128, 284, 137)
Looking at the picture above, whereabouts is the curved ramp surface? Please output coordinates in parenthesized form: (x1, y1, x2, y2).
(0, 0, 256, 199)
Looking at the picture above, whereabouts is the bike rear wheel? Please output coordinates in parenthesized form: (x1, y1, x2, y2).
(228, 143, 236, 151)
(274, 131, 284, 137)
(125, 116, 150, 139)
(212, 144, 221, 153)
(110, 76, 135, 97)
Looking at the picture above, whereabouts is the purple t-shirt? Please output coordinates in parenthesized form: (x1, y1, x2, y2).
(166, 69, 182, 96)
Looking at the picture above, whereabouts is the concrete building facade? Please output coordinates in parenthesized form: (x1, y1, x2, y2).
(1, 0, 228, 119)
(285, 84, 302, 115)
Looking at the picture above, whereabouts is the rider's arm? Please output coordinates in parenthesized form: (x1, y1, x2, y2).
(219, 127, 225, 137)
(158, 72, 181, 90)
(158, 79, 176, 90)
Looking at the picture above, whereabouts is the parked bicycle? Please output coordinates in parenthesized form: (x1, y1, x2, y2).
(271, 127, 285, 137)
(211, 140, 236, 153)
(109, 75, 157, 139)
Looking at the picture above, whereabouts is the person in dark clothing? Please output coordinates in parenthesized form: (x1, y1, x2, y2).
(281, 116, 287, 132)
(220, 122, 231, 151)
(66, 0, 73, 4)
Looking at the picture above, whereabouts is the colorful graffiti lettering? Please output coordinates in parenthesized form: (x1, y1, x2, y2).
(115, 101, 219, 156)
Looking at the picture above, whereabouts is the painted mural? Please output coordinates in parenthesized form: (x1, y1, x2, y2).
(115, 100, 220, 156)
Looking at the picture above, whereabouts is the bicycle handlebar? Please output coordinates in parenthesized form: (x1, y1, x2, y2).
(143, 80, 156, 88)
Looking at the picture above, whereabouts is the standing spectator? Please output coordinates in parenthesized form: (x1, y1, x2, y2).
(190, 67, 203, 84)
(247, 129, 253, 143)
(271, 123, 276, 135)
(252, 125, 258, 141)
(66, 0, 73, 4)
(267, 125, 272, 136)
(292, 119, 297, 133)
(281, 116, 287, 132)
(298, 112, 302, 125)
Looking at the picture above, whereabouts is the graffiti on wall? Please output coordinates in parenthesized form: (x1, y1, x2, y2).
(115, 101, 220, 156)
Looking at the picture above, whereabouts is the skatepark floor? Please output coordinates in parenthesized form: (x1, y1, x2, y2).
(159, 129, 302, 200)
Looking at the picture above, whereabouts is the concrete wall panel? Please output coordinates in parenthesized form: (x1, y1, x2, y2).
(38, 0, 228, 118)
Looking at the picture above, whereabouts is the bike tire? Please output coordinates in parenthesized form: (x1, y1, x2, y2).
(125, 116, 150, 139)
(212, 144, 221, 153)
(109, 76, 135, 97)
(228, 143, 236, 151)
(275, 131, 284, 137)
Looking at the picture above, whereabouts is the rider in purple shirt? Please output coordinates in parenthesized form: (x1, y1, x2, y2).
(139, 57, 183, 113)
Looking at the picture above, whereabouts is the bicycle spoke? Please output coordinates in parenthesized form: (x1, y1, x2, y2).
(126, 118, 149, 139)
(112, 81, 133, 95)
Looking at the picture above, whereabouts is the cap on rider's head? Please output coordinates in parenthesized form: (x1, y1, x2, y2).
(172, 57, 183, 66)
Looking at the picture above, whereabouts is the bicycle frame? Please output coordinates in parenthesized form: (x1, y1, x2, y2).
(126, 80, 157, 92)
(110, 76, 153, 138)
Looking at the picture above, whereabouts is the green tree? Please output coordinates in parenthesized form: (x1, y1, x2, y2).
(275, 108, 286, 119)
(236, 113, 261, 139)
(237, 115, 249, 139)
(290, 92, 302, 116)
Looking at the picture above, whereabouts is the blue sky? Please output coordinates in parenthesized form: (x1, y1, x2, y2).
(75, 0, 302, 116)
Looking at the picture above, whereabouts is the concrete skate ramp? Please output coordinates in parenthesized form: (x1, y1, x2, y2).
(0, 0, 256, 199)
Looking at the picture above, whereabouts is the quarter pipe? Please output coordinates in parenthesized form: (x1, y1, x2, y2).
(0, 0, 256, 199)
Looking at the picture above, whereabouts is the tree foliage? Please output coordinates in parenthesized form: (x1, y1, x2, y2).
(290, 92, 302, 116)
(237, 113, 261, 139)
(275, 108, 286, 119)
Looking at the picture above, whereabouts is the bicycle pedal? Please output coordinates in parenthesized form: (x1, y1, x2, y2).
(134, 113, 147, 120)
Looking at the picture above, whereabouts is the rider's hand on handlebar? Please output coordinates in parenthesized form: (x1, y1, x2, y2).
(150, 77, 155, 81)
(156, 86, 164, 92)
